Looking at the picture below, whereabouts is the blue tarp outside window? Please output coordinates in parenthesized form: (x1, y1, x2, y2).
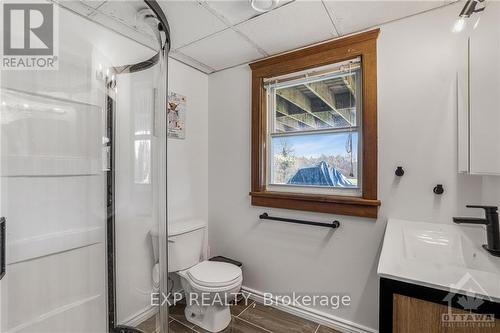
(287, 161, 354, 187)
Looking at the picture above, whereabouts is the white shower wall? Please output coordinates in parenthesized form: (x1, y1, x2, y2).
(0, 5, 159, 332)
(113, 57, 209, 323)
(115, 68, 158, 325)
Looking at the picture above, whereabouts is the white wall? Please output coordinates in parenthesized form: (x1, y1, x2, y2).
(207, 3, 490, 331)
(168, 58, 209, 223)
(167, 58, 209, 290)
(482, 177, 500, 207)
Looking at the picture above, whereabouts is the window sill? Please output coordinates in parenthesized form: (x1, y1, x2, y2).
(250, 191, 381, 219)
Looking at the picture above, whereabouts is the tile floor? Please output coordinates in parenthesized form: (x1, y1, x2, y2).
(136, 299, 341, 333)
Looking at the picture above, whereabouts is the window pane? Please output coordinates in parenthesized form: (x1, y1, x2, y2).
(271, 132, 358, 188)
(273, 70, 359, 133)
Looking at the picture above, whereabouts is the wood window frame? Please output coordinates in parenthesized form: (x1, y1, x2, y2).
(249, 29, 381, 219)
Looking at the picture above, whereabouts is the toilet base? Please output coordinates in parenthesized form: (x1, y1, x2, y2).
(184, 303, 231, 333)
(176, 262, 243, 332)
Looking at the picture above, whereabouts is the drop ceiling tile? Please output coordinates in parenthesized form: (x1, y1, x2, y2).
(158, 1, 228, 50)
(178, 28, 264, 70)
(169, 50, 216, 74)
(204, 0, 293, 25)
(237, 0, 337, 55)
(56, 0, 95, 16)
(80, 0, 106, 9)
(88, 10, 158, 50)
(95, 1, 158, 38)
(324, 1, 445, 35)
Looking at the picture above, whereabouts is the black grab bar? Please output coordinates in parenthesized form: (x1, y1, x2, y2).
(259, 213, 340, 229)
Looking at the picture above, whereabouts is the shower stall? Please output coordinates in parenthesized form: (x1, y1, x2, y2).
(0, 1, 170, 332)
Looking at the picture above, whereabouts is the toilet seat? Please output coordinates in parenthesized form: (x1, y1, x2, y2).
(179, 261, 243, 332)
(179, 261, 242, 291)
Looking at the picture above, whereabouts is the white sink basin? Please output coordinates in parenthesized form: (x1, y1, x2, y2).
(378, 219, 500, 302)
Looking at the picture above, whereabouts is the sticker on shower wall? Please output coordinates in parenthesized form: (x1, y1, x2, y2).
(0, 0, 59, 70)
(168, 91, 186, 139)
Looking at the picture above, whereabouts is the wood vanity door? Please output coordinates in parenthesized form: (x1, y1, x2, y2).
(393, 294, 500, 333)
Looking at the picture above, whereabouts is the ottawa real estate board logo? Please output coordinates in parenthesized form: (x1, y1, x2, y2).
(442, 273, 496, 329)
(1, 1, 59, 70)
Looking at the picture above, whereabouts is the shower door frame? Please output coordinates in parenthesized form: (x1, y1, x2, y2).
(105, 2, 170, 332)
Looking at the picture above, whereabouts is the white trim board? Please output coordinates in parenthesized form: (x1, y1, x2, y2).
(241, 286, 377, 333)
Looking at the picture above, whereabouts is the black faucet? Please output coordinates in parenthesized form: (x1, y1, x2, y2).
(453, 205, 500, 257)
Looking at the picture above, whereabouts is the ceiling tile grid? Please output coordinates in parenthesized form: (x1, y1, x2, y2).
(55, 0, 159, 49)
(159, 0, 451, 74)
(323, 1, 449, 36)
(161, 1, 228, 50)
(236, 0, 338, 56)
(169, 50, 217, 73)
(178, 28, 264, 71)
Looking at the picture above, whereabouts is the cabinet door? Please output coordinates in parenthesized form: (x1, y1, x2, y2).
(393, 294, 500, 333)
(469, 3, 500, 175)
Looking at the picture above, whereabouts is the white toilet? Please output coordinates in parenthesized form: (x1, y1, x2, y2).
(167, 219, 243, 332)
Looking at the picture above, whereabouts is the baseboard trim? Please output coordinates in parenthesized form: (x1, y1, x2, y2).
(122, 305, 157, 328)
(241, 286, 377, 333)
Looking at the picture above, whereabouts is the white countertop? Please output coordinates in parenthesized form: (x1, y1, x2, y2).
(378, 218, 500, 302)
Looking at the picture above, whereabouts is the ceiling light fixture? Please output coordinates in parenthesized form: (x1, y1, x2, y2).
(250, 0, 279, 13)
(453, 17, 467, 33)
(459, 0, 485, 18)
(453, 0, 486, 33)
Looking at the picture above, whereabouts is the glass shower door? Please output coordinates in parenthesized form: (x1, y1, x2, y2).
(0, 86, 108, 332)
(113, 43, 168, 333)
(0, 1, 169, 332)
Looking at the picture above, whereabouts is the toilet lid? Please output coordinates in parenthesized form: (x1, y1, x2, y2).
(186, 261, 242, 288)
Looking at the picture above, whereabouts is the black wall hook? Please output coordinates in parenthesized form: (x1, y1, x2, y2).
(433, 184, 444, 195)
(395, 166, 405, 177)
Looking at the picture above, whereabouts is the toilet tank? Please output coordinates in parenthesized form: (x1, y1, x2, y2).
(168, 219, 206, 272)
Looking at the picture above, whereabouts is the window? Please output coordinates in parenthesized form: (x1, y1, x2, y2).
(250, 29, 381, 218)
(266, 59, 361, 196)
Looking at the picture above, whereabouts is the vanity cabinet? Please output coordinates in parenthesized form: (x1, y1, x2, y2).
(380, 278, 500, 333)
(458, 3, 500, 175)
(393, 294, 500, 333)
